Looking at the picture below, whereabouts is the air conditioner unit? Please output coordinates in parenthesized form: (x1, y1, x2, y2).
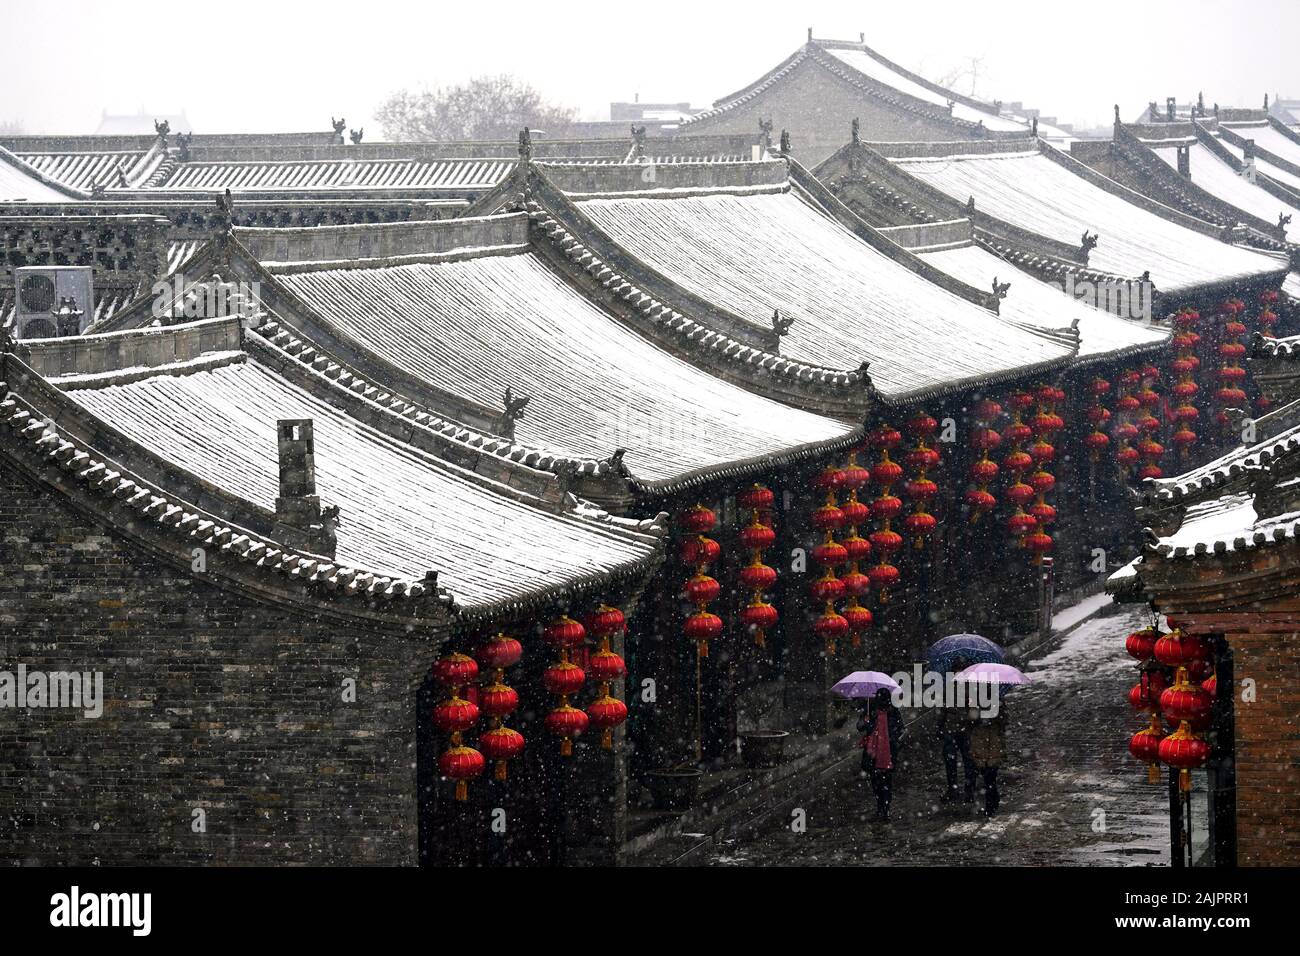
(13, 266, 94, 340)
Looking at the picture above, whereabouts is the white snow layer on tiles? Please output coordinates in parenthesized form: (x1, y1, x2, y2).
(64, 358, 656, 607)
(0, 151, 71, 202)
(1284, 271, 1300, 300)
(273, 251, 856, 483)
(917, 244, 1168, 360)
(823, 47, 1027, 133)
(575, 189, 1072, 398)
(1159, 493, 1258, 553)
(1217, 136, 1300, 193)
(894, 151, 1285, 294)
(1230, 124, 1300, 168)
(1152, 142, 1300, 227)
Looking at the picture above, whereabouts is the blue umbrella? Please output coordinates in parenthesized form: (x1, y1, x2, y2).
(925, 633, 1005, 673)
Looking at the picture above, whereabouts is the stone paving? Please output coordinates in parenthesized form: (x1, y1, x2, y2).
(703, 607, 1170, 866)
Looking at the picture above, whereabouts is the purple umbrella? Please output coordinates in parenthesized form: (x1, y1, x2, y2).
(830, 671, 901, 699)
(954, 663, 1031, 687)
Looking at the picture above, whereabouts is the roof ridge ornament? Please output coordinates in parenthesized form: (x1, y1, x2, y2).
(518, 126, 534, 161)
(758, 118, 773, 151)
(771, 308, 794, 338)
(331, 117, 346, 144)
(153, 119, 169, 145)
(493, 386, 530, 440)
(349, 128, 364, 145)
(851, 117, 860, 145)
(1079, 231, 1099, 262)
(215, 188, 235, 233)
(992, 277, 1011, 299)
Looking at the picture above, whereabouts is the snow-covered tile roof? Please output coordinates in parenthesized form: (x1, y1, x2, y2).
(0, 148, 75, 202)
(60, 355, 659, 610)
(1224, 123, 1300, 167)
(1150, 140, 1300, 228)
(916, 244, 1170, 363)
(892, 148, 1286, 294)
(821, 46, 1028, 133)
(158, 158, 514, 192)
(1140, 421, 1300, 504)
(1217, 134, 1300, 194)
(15, 151, 144, 193)
(572, 186, 1074, 401)
(268, 244, 859, 487)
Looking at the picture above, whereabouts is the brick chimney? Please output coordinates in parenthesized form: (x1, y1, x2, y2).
(1166, 97, 1176, 122)
(273, 419, 338, 558)
(1176, 145, 1190, 178)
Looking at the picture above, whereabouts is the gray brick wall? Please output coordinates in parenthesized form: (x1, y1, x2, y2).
(0, 461, 428, 865)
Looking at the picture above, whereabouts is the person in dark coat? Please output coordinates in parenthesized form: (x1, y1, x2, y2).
(968, 707, 1008, 817)
(938, 656, 977, 803)
(858, 688, 904, 821)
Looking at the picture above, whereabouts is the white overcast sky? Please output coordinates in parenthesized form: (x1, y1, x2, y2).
(0, 0, 1295, 136)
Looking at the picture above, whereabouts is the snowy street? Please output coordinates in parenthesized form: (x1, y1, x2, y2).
(703, 607, 1170, 866)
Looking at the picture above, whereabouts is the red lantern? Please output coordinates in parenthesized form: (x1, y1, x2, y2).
(869, 561, 900, 601)
(542, 615, 586, 650)
(543, 661, 586, 698)
(903, 509, 937, 547)
(588, 646, 626, 683)
(814, 608, 849, 656)
(1125, 628, 1159, 661)
(681, 503, 717, 534)
(433, 695, 480, 734)
(740, 599, 779, 647)
(1128, 669, 1168, 712)
(439, 745, 485, 801)
(1158, 722, 1210, 793)
(479, 682, 519, 718)
(1129, 713, 1164, 784)
(1159, 668, 1212, 730)
(433, 651, 479, 689)
(586, 695, 628, 749)
(740, 561, 777, 591)
(737, 483, 775, 511)
(476, 634, 523, 671)
(544, 704, 589, 756)
(842, 601, 874, 646)
(684, 611, 723, 657)
(479, 726, 525, 780)
(583, 605, 626, 640)
(680, 535, 720, 566)
(684, 572, 721, 605)
(1023, 531, 1053, 563)
(1153, 630, 1212, 669)
(740, 521, 777, 551)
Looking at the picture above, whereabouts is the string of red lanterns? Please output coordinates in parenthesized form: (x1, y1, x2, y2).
(839, 448, 874, 648)
(681, 504, 723, 658)
(1135, 365, 1164, 481)
(1170, 308, 1201, 459)
(584, 605, 628, 750)
(1083, 376, 1111, 464)
(811, 464, 849, 656)
(542, 614, 588, 756)
(903, 410, 940, 549)
(1215, 299, 1248, 438)
(738, 484, 779, 648)
(1114, 369, 1142, 477)
(476, 632, 525, 781)
(1004, 392, 1037, 546)
(1124, 622, 1213, 792)
(432, 651, 485, 801)
(868, 425, 904, 602)
(966, 398, 1001, 522)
